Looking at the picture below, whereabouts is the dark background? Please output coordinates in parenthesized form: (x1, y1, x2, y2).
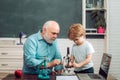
(0, 0, 82, 38)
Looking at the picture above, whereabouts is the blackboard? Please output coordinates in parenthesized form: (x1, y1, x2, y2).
(0, 0, 82, 38)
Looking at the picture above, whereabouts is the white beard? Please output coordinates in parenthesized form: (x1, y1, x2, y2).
(43, 33, 54, 44)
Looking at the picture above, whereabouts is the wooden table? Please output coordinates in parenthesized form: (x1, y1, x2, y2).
(0, 73, 116, 80)
(0, 73, 56, 80)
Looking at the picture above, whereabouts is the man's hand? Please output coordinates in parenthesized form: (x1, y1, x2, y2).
(47, 59, 61, 67)
(54, 59, 61, 65)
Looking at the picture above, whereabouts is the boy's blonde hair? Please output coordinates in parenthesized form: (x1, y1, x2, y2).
(68, 23, 86, 40)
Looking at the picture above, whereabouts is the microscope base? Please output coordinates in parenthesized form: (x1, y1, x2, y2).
(38, 74, 50, 80)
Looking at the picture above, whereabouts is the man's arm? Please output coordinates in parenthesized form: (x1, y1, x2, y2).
(23, 38, 42, 67)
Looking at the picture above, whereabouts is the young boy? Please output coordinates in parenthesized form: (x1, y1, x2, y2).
(67, 23, 95, 73)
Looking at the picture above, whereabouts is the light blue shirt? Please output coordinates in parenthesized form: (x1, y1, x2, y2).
(71, 41, 95, 71)
(22, 31, 63, 74)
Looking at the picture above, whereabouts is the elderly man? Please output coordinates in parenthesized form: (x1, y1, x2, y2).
(22, 20, 63, 74)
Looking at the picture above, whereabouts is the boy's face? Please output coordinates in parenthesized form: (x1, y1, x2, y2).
(73, 36, 85, 45)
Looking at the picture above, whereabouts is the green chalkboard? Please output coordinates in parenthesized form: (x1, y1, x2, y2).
(0, 0, 82, 38)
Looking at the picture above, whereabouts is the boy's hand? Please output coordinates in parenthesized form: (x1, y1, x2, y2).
(73, 62, 79, 68)
(65, 62, 73, 68)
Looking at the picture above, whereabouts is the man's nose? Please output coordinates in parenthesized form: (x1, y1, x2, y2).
(53, 34, 58, 38)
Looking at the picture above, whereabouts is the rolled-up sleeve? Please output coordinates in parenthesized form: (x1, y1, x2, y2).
(53, 40, 63, 71)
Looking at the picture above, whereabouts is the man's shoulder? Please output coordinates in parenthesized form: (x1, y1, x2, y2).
(25, 33, 38, 44)
(27, 32, 39, 40)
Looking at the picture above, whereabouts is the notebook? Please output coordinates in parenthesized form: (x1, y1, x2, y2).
(56, 75, 79, 80)
(77, 53, 112, 80)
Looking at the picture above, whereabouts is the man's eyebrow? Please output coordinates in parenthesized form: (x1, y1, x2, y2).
(52, 32, 59, 34)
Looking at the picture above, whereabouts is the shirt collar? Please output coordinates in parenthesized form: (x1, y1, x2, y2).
(37, 30, 43, 41)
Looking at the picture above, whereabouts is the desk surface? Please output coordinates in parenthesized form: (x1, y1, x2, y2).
(0, 73, 56, 80)
(0, 73, 116, 80)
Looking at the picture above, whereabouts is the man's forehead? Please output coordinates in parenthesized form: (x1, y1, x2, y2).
(50, 30, 59, 34)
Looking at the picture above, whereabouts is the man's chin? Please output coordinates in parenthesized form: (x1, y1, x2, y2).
(46, 40, 54, 44)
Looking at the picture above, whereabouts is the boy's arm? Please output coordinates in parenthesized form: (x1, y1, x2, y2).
(73, 54, 92, 68)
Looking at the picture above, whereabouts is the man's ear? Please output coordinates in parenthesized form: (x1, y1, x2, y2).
(42, 27, 47, 34)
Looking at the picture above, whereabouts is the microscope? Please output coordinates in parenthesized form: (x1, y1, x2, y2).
(63, 47, 73, 73)
(38, 56, 50, 80)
